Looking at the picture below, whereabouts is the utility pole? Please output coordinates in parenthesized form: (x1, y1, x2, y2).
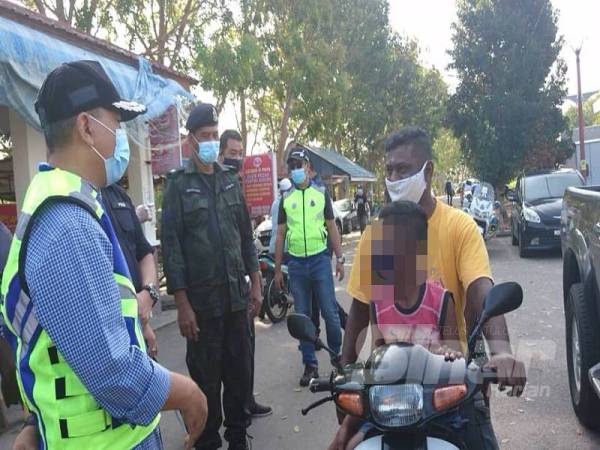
(575, 47, 587, 181)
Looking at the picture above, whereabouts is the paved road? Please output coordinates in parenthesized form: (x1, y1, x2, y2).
(4, 232, 600, 449)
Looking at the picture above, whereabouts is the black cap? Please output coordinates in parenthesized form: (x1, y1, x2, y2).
(35, 60, 147, 127)
(287, 148, 310, 164)
(186, 103, 218, 132)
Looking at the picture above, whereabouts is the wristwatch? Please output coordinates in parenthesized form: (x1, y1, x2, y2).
(336, 255, 346, 264)
(143, 283, 160, 307)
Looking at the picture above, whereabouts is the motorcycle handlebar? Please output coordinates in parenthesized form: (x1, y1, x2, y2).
(309, 377, 332, 393)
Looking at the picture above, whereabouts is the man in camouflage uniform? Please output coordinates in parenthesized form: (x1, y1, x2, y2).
(161, 103, 262, 450)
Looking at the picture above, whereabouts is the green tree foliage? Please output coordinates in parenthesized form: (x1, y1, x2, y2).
(195, 0, 447, 175)
(432, 128, 470, 192)
(194, 0, 268, 151)
(318, 0, 447, 173)
(448, 0, 572, 188)
(564, 94, 600, 130)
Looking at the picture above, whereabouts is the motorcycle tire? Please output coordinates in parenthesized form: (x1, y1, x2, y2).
(566, 282, 600, 430)
(265, 277, 290, 323)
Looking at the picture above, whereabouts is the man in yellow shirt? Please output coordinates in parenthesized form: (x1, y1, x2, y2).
(331, 126, 526, 450)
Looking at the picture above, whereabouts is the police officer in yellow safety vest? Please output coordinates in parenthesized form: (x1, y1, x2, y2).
(0, 60, 207, 450)
(274, 148, 345, 386)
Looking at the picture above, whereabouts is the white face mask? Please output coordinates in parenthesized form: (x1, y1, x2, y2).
(385, 161, 429, 203)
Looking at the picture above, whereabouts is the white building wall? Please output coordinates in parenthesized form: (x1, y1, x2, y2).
(9, 109, 46, 210)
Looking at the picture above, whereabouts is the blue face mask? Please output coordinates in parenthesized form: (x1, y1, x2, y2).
(88, 116, 130, 186)
(198, 140, 220, 165)
(291, 168, 306, 185)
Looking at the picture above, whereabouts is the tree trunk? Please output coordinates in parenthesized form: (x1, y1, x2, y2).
(240, 90, 248, 156)
(32, 0, 46, 16)
(55, 0, 67, 23)
(156, 0, 167, 66)
(276, 90, 293, 174)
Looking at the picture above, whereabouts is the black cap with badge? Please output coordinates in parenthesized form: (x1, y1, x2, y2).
(287, 148, 310, 164)
(186, 103, 218, 133)
(35, 60, 147, 127)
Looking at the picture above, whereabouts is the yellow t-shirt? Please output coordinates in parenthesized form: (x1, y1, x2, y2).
(346, 200, 492, 351)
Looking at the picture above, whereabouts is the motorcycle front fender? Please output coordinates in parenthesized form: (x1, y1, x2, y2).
(356, 435, 460, 450)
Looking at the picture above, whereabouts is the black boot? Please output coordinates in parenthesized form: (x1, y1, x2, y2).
(228, 435, 252, 450)
(299, 364, 319, 387)
(249, 399, 273, 417)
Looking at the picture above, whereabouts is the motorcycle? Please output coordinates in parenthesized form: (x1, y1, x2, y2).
(287, 282, 523, 449)
(467, 182, 501, 241)
(257, 250, 292, 323)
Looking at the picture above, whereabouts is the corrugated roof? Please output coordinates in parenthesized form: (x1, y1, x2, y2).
(566, 91, 597, 105)
(0, 0, 196, 88)
(303, 145, 376, 182)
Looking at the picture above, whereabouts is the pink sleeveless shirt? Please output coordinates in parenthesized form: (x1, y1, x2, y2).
(372, 280, 448, 347)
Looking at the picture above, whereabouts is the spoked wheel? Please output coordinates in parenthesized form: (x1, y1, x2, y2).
(265, 277, 290, 323)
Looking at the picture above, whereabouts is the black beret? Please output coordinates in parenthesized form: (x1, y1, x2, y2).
(186, 103, 218, 132)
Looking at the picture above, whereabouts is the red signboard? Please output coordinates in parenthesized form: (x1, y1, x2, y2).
(242, 154, 274, 218)
(0, 203, 17, 233)
(149, 105, 182, 174)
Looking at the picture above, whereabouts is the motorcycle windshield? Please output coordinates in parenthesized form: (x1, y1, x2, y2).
(361, 343, 467, 386)
(472, 183, 494, 202)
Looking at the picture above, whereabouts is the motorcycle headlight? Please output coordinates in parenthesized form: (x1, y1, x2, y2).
(369, 384, 423, 427)
(523, 207, 541, 223)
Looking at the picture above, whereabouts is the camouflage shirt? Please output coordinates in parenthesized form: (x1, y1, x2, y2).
(161, 159, 259, 317)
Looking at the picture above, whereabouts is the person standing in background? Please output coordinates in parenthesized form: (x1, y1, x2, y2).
(268, 178, 293, 255)
(445, 178, 454, 205)
(219, 129, 244, 173)
(101, 182, 161, 358)
(354, 187, 369, 234)
(161, 103, 261, 450)
(274, 148, 345, 386)
(218, 128, 273, 420)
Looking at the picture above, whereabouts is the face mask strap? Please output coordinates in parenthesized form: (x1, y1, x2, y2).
(89, 144, 107, 162)
(88, 114, 116, 136)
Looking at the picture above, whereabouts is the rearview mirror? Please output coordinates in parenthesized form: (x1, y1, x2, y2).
(287, 313, 318, 343)
(467, 282, 523, 359)
(483, 282, 523, 319)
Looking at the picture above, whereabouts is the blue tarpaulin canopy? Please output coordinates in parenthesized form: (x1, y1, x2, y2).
(0, 15, 192, 131)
